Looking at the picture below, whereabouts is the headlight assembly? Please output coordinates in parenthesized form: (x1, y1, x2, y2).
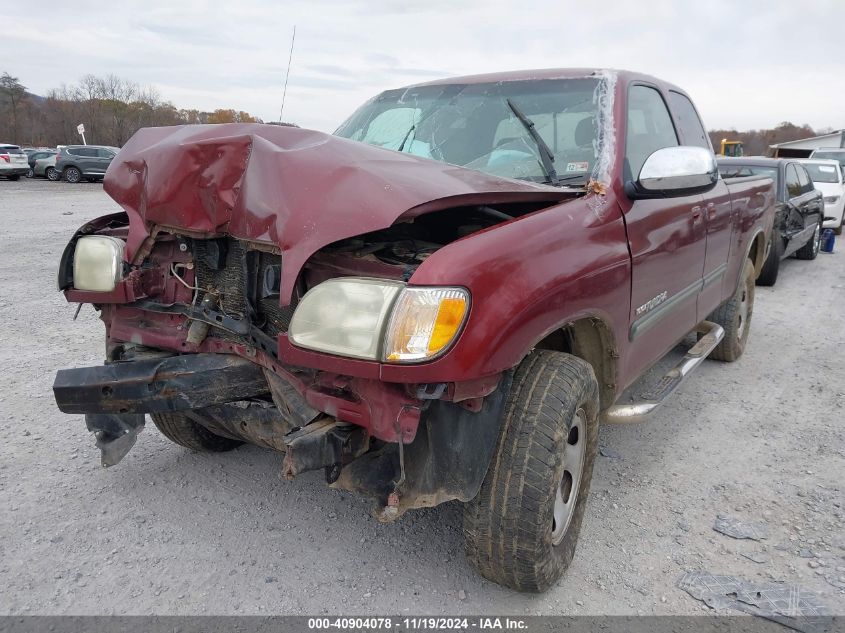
(72, 236, 126, 292)
(288, 277, 469, 363)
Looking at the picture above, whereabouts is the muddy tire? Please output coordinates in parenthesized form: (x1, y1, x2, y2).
(463, 350, 599, 592)
(708, 258, 755, 362)
(151, 411, 242, 452)
(756, 237, 781, 287)
(795, 222, 821, 260)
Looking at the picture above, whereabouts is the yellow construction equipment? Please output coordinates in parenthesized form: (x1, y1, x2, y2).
(719, 139, 744, 157)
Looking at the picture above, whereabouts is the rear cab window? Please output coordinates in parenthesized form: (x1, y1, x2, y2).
(668, 91, 711, 150)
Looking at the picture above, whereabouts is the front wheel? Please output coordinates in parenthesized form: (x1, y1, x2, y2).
(64, 167, 82, 183)
(26, 168, 34, 178)
(151, 411, 243, 452)
(708, 257, 755, 362)
(795, 222, 821, 260)
(463, 350, 599, 592)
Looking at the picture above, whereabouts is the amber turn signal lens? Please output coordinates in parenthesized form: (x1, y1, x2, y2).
(384, 287, 469, 362)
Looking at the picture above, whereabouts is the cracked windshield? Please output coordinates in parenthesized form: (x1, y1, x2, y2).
(335, 78, 600, 185)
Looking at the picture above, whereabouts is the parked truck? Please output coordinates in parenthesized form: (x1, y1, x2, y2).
(53, 69, 775, 592)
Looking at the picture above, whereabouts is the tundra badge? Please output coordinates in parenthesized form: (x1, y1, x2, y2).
(636, 291, 668, 316)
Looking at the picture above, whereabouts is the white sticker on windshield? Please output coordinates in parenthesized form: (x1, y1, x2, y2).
(566, 161, 589, 172)
(819, 165, 835, 172)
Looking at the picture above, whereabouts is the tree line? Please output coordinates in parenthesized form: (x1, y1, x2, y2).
(0, 71, 264, 147)
(708, 122, 831, 156)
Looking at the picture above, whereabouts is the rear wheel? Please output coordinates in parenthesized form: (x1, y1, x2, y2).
(756, 237, 781, 286)
(795, 222, 821, 260)
(46, 167, 59, 181)
(151, 411, 243, 452)
(463, 350, 599, 592)
(64, 167, 82, 183)
(708, 258, 755, 362)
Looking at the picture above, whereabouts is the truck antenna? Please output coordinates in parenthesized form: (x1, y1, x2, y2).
(279, 25, 297, 123)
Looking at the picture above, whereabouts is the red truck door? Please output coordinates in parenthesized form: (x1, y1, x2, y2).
(622, 85, 707, 380)
(666, 91, 735, 321)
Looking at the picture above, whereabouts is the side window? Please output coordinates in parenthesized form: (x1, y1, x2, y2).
(785, 164, 802, 198)
(98, 148, 115, 159)
(625, 85, 679, 180)
(668, 91, 711, 150)
(796, 165, 813, 194)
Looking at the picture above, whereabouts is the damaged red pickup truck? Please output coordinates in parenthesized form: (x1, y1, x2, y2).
(53, 69, 775, 592)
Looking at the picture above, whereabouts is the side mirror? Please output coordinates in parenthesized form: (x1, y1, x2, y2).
(626, 146, 718, 199)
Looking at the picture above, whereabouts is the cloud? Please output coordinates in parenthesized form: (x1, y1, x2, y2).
(1, 0, 843, 133)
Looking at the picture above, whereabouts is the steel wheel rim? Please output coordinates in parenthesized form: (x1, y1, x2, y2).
(552, 407, 586, 545)
(812, 224, 820, 255)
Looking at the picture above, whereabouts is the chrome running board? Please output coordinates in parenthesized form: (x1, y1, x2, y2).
(603, 320, 725, 424)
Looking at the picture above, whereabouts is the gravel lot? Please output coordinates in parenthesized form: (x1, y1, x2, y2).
(1, 178, 843, 616)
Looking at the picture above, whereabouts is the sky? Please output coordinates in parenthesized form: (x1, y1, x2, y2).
(3, 0, 844, 134)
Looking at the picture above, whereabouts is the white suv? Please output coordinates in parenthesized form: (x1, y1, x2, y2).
(800, 158, 845, 234)
(0, 144, 30, 180)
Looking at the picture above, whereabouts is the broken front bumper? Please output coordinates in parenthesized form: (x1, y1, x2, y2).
(53, 353, 269, 416)
(53, 353, 272, 467)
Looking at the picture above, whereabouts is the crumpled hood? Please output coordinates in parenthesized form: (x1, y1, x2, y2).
(104, 123, 571, 301)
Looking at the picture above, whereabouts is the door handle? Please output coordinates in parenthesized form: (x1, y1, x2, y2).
(706, 202, 717, 221)
(691, 206, 703, 224)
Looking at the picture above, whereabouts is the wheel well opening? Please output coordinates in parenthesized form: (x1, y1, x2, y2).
(534, 318, 617, 409)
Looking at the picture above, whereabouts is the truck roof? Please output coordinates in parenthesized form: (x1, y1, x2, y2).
(405, 67, 683, 93)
